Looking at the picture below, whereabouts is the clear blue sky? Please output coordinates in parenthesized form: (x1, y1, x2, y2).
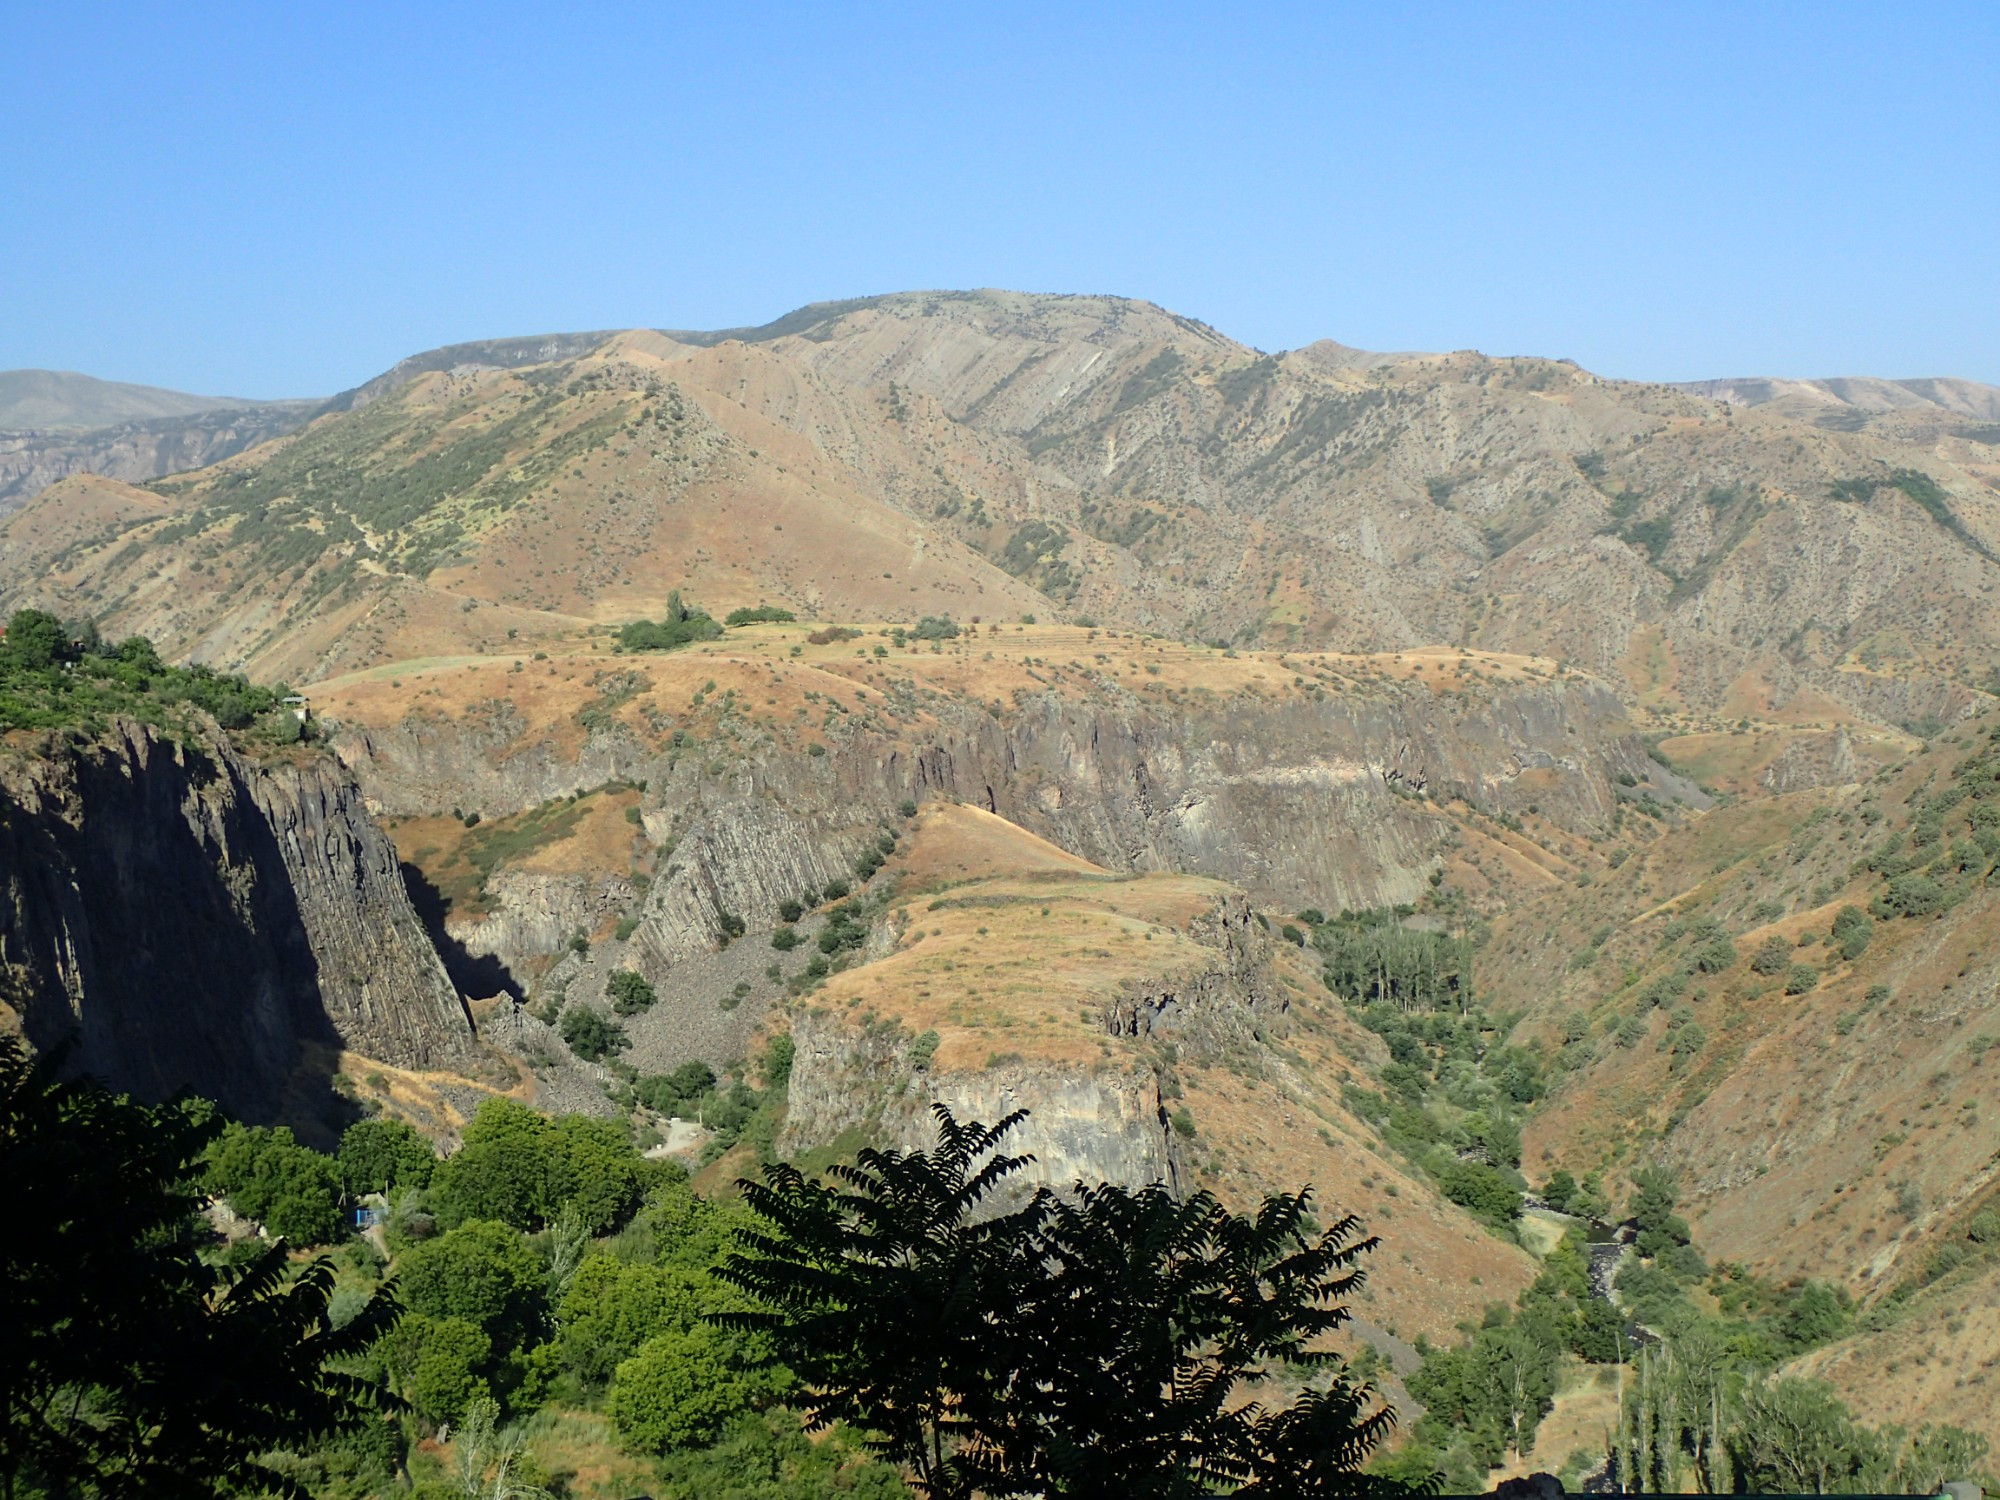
(4, 3, 1996, 397)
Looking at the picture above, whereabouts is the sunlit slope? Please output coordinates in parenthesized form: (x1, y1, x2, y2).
(788, 800, 1539, 1341)
(4, 291, 1998, 722)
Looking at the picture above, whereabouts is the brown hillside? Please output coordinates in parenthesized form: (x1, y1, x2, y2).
(800, 801, 1537, 1341)
(3, 291, 1996, 729)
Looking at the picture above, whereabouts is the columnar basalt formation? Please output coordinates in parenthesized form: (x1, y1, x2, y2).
(0, 721, 472, 1125)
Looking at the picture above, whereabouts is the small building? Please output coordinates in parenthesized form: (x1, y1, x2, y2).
(282, 693, 310, 724)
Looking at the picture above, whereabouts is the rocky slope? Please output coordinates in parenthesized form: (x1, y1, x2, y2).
(762, 802, 1540, 1342)
(1480, 705, 2000, 1448)
(309, 626, 1690, 1007)
(5, 292, 1997, 723)
(0, 720, 474, 1131)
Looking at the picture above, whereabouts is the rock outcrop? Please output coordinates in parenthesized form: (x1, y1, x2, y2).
(781, 1009, 1185, 1200)
(334, 672, 1692, 993)
(0, 721, 472, 1127)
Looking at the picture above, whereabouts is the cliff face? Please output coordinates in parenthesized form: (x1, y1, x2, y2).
(0, 403, 315, 512)
(779, 880, 1290, 1199)
(336, 672, 1692, 993)
(0, 722, 472, 1127)
(782, 1007, 1186, 1200)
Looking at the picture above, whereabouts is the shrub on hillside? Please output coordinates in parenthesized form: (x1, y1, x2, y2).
(1437, 1160, 1522, 1223)
(1832, 905, 1874, 959)
(607, 969, 658, 1016)
(560, 1005, 628, 1062)
(1878, 873, 1945, 918)
(724, 605, 796, 626)
(635, 1060, 717, 1118)
(1690, 934, 1738, 974)
(615, 592, 722, 653)
(1750, 937, 1792, 976)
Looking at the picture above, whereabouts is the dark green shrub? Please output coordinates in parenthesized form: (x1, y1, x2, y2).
(770, 926, 800, 951)
(616, 592, 722, 652)
(635, 1060, 716, 1117)
(1750, 937, 1792, 976)
(1690, 935, 1737, 973)
(1880, 874, 1945, 917)
(724, 605, 796, 626)
(560, 1006, 628, 1061)
(1437, 1161, 1522, 1223)
(607, 969, 658, 1016)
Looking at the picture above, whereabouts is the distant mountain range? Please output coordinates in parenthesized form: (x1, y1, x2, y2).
(6, 290, 1998, 723)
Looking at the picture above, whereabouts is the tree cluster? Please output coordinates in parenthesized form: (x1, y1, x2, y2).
(0, 1036, 397, 1497)
(722, 1106, 1396, 1499)
(0, 608, 298, 736)
(615, 592, 723, 653)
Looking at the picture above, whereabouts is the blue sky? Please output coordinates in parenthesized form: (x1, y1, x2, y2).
(4, 4, 1995, 397)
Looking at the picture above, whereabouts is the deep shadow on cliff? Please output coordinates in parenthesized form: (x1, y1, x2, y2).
(0, 723, 472, 1145)
(399, 860, 523, 1000)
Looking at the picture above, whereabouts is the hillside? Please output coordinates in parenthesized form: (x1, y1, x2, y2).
(0, 368, 265, 431)
(3, 291, 1997, 727)
(1483, 704, 2000, 1449)
(5, 293, 2000, 1480)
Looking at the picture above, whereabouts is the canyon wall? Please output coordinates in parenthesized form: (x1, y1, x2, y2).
(335, 675, 1696, 991)
(0, 722, 472, 1128)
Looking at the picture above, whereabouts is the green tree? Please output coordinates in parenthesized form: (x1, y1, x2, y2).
(399, 1219, 545, 1352)
(0, 608, 72, 672)
(560, 1004, 628, 1062)
(636, 1060, 717, 1118)
(0, 1036, 399, 1497)
(1437, 1161, 1522, 1223)
(546, 1114, 644, 1234)
(1777, 1280, 1849, 1352)
(607, 969, 657, 1016)
(609, 1324, 787, 1455)
(1728, 1377, 1874, 1494)
(202, 1119, 347, 1245)
(387, 1313, 492, 1427)
(1629, 1169, 1692, 1257)
(430, 1097, 558, 1229)
(337, 1117, 436, 1196)
(557, 1255, 706, 1387)
(651, 1410, 907, 1499)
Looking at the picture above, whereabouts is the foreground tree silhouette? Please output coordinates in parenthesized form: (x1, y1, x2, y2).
(0, 1036, 399, 1499)
(720, 1105, 1398, 1498)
